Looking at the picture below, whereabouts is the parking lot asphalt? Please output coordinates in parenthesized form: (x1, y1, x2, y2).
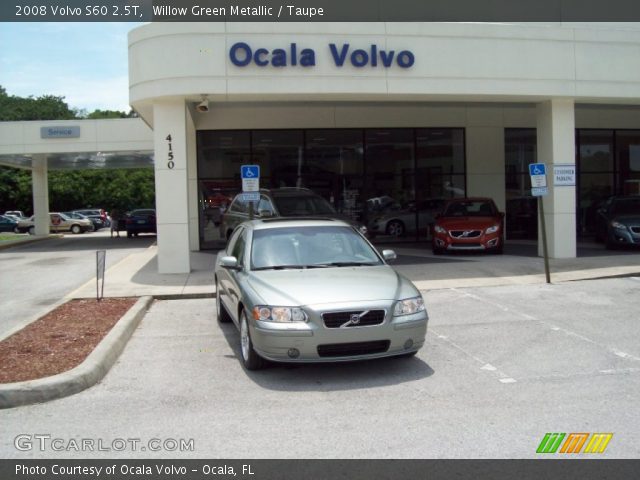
(1, 277, 638, 459)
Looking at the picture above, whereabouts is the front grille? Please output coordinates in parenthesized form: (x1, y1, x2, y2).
(322, 310, 386, 328)
(631, 226, 640, 234)
(450, 230, 482, 238)
(317, 340, 390, 358)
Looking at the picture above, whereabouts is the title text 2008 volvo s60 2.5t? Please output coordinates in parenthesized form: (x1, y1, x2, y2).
(214, 218, 428, 370)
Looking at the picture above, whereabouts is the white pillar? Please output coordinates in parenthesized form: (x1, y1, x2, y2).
(536, 99, 576, 258)
(31, 155, 49, 236)
(186, 106, 200, 252)
(153, 100, 191, 273)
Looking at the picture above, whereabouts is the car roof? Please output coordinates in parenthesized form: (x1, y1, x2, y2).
(247, 217, 349, 231)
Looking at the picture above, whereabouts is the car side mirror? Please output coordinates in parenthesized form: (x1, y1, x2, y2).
(382, 249, 397, 262)
(220, 256, 240, 270)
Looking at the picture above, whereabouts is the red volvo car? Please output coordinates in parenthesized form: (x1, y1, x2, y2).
(432, 198, 505, 254)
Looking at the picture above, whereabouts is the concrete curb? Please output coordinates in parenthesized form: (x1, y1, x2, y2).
(0, 234, 63, 251)
(0, 296, 153, 409)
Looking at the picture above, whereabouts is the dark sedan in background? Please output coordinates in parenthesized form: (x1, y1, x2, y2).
(595, 195, 640, 249)
(0, 215, 19, 233)
(125, 209, 156, 237)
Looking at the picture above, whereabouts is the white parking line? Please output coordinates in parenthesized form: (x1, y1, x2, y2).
(430, 328, 517, 384)
(449, 287, 640, 363)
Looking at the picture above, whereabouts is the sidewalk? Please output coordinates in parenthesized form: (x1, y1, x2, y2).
(69, 241, 640, 299)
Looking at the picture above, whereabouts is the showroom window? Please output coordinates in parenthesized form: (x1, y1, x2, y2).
(197, 128, 465, 249)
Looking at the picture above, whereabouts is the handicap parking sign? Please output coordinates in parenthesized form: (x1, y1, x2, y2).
(529, 163, 546, 177)
(241, 165, 260, 192)
(241, 165, 260, 179)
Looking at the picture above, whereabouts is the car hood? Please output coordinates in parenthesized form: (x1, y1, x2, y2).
(246, 266, 414, 307)
(437, 216, 499, 229)
(612, 214, 640, 225)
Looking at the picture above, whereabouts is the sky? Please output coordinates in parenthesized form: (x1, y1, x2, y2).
(0, 22, 143, 113)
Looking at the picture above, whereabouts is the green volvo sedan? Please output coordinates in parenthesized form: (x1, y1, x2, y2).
(215, 218, 428, 370)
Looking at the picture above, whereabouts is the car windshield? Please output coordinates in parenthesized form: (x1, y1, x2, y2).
(611, 198, 640, 216)
(272, 195, 336, 216)
(443, 201, 495, 217)
(251, 226, 382, 270)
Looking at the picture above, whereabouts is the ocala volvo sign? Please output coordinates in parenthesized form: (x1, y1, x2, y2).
(229, 42, 415, 68)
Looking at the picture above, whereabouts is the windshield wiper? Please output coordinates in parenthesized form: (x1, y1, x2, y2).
(316, 261, 378, 267)
(253, 264, 329, 271)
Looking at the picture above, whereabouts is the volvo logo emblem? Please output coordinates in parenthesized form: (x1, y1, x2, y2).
(340, 310, 370, 328)
(461, 230, 472, 237)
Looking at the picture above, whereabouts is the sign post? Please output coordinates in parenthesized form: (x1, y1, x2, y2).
(241, 165, 260, 220)
(529, 163, 551, 284)
(96, 250, 106, 301)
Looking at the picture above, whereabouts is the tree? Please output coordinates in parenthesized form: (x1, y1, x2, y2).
(0, 86, 77, 121)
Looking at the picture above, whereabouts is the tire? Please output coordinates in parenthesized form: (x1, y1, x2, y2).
(215, 279, 232, 323)
(386, 220, 405, 237)
(13, 226, 19, 234)
(28, 226, 35, 235)
(70, 224, 82, 234)
(239, 310, 266, 371)
(432, 241, 444, 255)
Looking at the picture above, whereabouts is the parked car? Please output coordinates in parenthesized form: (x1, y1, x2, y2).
(431, 197, 505, 254)
(4, 210, 26, 219)
(73, 209, 109, 230)
(63, 212, 96, 231)
(215, 218, 428, 370)
(220, 187, 367, 241)
(16, 212, 93, 234)
(594, 195, 640, 249)
(0, 215, 19, 233)
(368, 198, 446, 238)
(124, 209, 156, 237)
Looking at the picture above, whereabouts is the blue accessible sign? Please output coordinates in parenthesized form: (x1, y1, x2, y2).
(241, 164, 260, 193)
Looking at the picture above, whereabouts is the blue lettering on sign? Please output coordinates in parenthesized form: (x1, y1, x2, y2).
(229, 42, 414, 68)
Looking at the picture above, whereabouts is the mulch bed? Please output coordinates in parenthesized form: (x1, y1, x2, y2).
(0, 298, 137, 383)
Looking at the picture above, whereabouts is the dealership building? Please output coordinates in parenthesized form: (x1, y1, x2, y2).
(1, 22, 640, 273)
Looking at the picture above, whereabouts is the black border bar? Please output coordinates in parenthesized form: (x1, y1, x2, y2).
(2, 459, 639, 480)
(3, 0, 640, 22)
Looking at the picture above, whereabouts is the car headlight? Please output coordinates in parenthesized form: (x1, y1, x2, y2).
(485, 225, 500, 234)
(393, 296, 425, 316)
(611, 221, 626, 230)
(434, 225, 447, 234)
(253, 306, 308, 323)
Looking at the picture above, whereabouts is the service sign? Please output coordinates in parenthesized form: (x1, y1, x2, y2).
(41, 126, 80, 139)
(553, 164, 576, 186)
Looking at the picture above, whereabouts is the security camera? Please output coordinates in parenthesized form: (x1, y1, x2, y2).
(196, 98, 209, 113)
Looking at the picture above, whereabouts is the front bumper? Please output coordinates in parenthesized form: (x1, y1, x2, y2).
(249, 301, 428, 363)
(433, 231, 501, 251)
(608, 227, 640, 246)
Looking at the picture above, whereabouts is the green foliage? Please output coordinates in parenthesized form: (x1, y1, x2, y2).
(0, 167, 155, 214)
(0, 87, 76, 121)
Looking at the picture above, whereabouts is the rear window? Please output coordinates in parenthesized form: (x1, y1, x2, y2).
(272, 195, 336, 216)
